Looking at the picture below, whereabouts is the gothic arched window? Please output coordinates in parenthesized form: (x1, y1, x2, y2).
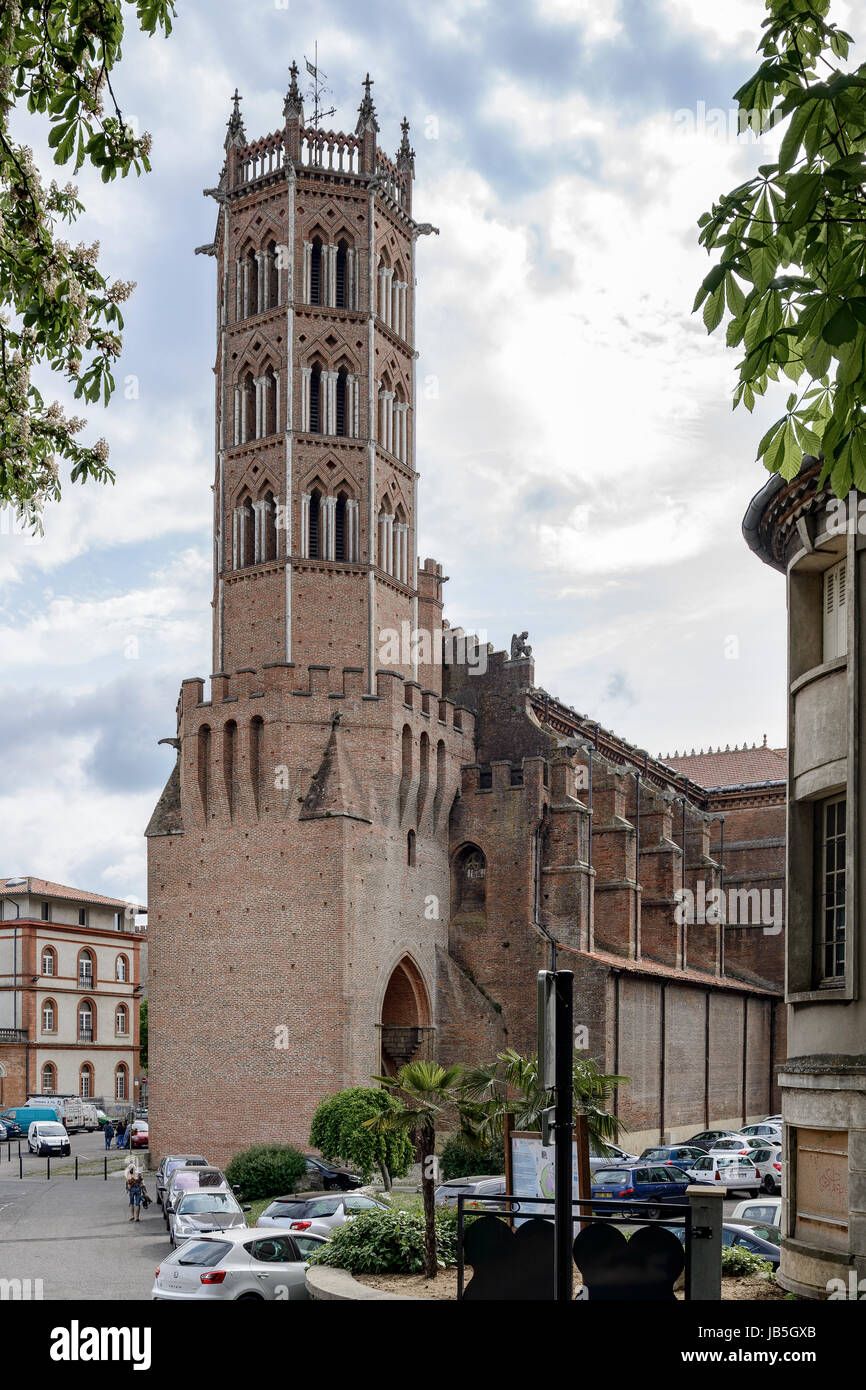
(245, 247, 259, 317)
(336, 240, 348, 309)
(336, 366, 348, 437)
(263, 367, 278, 437)
(262, 491, 277, 562)
(242, 371, 256, 443)
(267, 239, 280, 308)
(335, 491, 347, 562)
(308, 489, 321, 559)
(241, 495, 255, 568)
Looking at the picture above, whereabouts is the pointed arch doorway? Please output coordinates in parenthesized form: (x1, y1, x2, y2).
(379, 955, 434, 1075)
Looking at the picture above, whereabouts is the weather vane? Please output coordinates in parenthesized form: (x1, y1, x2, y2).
(303, 43, 337, 130)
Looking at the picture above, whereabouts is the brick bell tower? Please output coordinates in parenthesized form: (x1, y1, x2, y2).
(146, 67, 475, 1165)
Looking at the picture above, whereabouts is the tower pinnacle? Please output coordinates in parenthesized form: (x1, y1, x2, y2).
(284, 61, 304, 121)
(225, 88, 246, 149)
(356, 73, 379, 135)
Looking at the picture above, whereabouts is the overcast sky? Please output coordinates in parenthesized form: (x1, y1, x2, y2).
(3, 0, 848, 904)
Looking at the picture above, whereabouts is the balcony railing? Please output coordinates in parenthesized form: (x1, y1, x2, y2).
(78, 972, 93, 988)
(78, 1027, 93, 1042)
(0, 1028, 28, 1044)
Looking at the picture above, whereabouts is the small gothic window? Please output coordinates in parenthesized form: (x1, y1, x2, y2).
(336, 365, 348, 437)
(454, 844, 486, 912)
(336, 240, 348, 308)
(407, 829, 417, 866)
(308, 489, 321, 559)
(310, 237, 323, 305)
(263, 491, 277, 562)
(335, 492, 347, 562)
(310, 363, 322, 434)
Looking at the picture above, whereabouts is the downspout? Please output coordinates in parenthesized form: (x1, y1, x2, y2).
(533, 805, 557, 970)
(717, 814, 726, 975)
(633, 771, 641, 958)
(659, 981, 666, 1144)
(680, 795, 687, 968)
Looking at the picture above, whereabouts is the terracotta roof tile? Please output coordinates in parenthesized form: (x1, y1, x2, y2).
(0, 877, 146, 912)
(660, 745, 786, 789)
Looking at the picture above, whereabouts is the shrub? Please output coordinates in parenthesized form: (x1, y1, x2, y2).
(309, 1087, 413, 1184)
(225, 1143, 306, 1200)
(439, 1134, 505, 1183)
(310, 1207, 459, 1275)
(721, 1244, 774, 1279)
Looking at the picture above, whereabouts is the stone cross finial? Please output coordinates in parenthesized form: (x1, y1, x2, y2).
(225, 87, 246, 148)
(397, 115, 415, 172)
(284, 60, 304, 120)
(356, 71, 379, 134)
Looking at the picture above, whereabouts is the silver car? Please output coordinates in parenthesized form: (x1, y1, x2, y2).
(434, 1175, 508, 1209)
(589, 1142, 638, 1172)
(168, 1189, 250, 1248)
(152, 1228, 328, 1300)
(739, 1123, 782, 1146)
(256, 1191, 388, 1236)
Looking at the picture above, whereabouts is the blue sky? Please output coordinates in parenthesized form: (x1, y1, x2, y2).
(3, 0, 849, 904)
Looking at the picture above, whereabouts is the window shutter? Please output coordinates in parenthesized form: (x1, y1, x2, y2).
(823, 559, 848, 661)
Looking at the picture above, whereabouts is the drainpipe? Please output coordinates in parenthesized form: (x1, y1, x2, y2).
(718, 814, 726, 975)
(679, 795, 687, 967)
(533, 806, 557, 970)
(633, 771, 641, 957)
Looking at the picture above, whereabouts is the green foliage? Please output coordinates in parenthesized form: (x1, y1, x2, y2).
(0, 0, 176, 527)
(309, 1206, 459, 1275)
(721, 1244, 775, 1278)
(696, 0, 866, 496)
(308, 1087, 413, 1183)
(439, 1133, 505, 1182)
(138, 999, 147, 1070)
(460, 1048, 628, 1154)
(224, 1143, 306, 1201)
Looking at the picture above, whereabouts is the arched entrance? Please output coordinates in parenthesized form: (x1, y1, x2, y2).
(380, 956, 433, 1075)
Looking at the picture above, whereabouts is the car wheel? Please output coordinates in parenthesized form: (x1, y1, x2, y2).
(761, 1175, 775, 1193)
(646, 1205, 663, 1220)
(236, 1292, 263, 1300)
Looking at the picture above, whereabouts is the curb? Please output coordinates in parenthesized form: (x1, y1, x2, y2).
(306, 1266, 420, 1301)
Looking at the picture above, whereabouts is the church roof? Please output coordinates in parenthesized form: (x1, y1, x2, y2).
(659, 742, 786, 789)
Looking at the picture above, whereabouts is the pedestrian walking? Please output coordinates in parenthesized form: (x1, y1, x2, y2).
(104, 1121, 114, 1150)
(116, 1122, 127, 1150)
(125, 1162, 144, 1223)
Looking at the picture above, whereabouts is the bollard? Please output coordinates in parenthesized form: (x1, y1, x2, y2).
(104, 1156, 108, 1181)
(19, 1153, 22, 1179)
(46, 1156, 50, 1181)
(75, 1156, 79, 1181)
(685, 1184, 726, 1300)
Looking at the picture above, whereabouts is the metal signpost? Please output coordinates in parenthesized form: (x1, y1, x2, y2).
(538, 968, 574, 1302)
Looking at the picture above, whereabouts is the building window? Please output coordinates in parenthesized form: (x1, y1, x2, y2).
(823, 558, 847, 662)
(407, 829, 417, 866)
(78, 907, 87, 926)
(41, 1063, 56, 1095)
(116, 1004, 129, 1036)
(78, 1000, 94, 1043)
(41, 902, 51, 922)
(818, 796, 846, 981)
(310, 236, 323, 305)
(78, 950, 94, 987)
(42, 1000, 56, 1032)
(115, 1065, 128, 1102)
(80, 1064, 94, 1099)
(116, 955, 129, 983)
(42, 948, 55, 977)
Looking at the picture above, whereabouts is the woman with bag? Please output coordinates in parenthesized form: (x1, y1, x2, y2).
(125, 1162, 144, 1222)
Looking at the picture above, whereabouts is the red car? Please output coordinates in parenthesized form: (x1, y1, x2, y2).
(130, 1121, 149, 1149)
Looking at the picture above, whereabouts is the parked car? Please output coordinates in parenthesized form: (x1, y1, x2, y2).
(255, 1191, 389, 1236)
(164, 1166, 231, 1229)
(731, 1195, 782, 1225)
(0, 1112, 22, 1138)
(762, 1115, 782, 1125)
(590, 1164, 691, 1218)
(302, 1155, 363, 1190)
(708, 1136, 777, 1156)
(682, 1152, 761, 1195)
(739, 1123, 782, 1145)
(28, 1120, 71, 1157)
(588, 1142, 638, 1171)
(686, 1130, 748, 1150)
(666, 1218, 781, 1268)
(435, 1175, 508, 1209)
(152, 1228, 328, 1300)
(129, 1120, 149, 1150)
(0, 1120, 7, 1141)
(95, 1109, 110, 1129)
(155, 1155, 210, 1208)
(638, 1145, 709, 1166)
(168, 1189, 250, 1248)
(28, 1095, 87, 1132)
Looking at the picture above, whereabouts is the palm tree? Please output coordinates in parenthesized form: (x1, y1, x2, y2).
(460, 1048, 628, 1155)
(366, 1060, 465, 1278)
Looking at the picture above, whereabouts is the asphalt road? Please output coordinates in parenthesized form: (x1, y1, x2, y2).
(0, 1135, 165, 1301)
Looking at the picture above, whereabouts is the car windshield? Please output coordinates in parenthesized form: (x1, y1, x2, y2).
(176, 1240, 233, 1266)
(178, 1193, 239, 1214)
(742, 1223, 781, 1245)
(594, 1170, 630, 1184)
(36, 1124, 65, 1135)
(641, 1150, 668, 1160)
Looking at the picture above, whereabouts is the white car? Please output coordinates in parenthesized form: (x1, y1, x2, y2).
(709, 1136, 776, 1157)
(255, 1191, 388, 1236)
(589, 1142, 638, 1171)
(28, 1121, 71, 1157)
(152, 1228, 328, 1300)
(731, 1194, 782, 1225)
(743, 1146, 782, 1194)
(683, 1152, 760, 1195)
(739, 1123, 782, 1146)
(168, 1189, 250, 1248)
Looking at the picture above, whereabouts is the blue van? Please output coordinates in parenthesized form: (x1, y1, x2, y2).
(0, 1106, 61, 1135)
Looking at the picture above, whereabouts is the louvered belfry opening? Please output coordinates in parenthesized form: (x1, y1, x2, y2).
(335, 492, 347, 561)
(308, 489, 321, 559)
(310, 236, 323, 305)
